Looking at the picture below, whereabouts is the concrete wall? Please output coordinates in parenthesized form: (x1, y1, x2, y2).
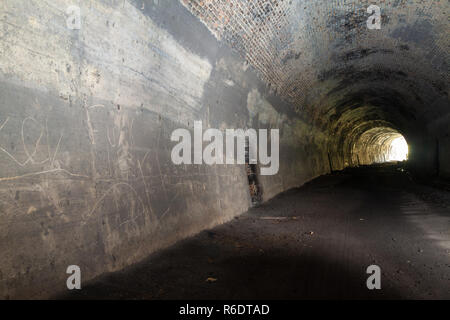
(0, 0, 328, 298)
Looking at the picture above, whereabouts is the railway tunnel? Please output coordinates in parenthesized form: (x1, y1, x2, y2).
(0, 0, 448, 299)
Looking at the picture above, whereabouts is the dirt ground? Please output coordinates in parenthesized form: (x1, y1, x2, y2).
(57, 164, 450, 299)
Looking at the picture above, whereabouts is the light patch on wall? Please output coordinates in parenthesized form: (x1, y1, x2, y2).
(247, 89, 285, 127)
(216, 57, 247, 89)
(0, 0, 212, 124)
(224, 79, 235, 87)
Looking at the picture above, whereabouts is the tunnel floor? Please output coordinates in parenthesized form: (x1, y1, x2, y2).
(58, 164, 450, 300)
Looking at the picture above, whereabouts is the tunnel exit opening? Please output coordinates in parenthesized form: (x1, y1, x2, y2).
(352, 127, 409, 166)
(387, 136, 408, 162)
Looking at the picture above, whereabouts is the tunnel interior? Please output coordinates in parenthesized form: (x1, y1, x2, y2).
(0, 0, 448, 299)
(181, 0, 448, 176)
(352, 127, 409, 165)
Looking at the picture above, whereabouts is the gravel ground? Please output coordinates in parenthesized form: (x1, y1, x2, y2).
(58, 164, 450, 300)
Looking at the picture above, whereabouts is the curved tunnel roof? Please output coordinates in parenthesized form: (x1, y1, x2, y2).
(182, 0, 449, 168)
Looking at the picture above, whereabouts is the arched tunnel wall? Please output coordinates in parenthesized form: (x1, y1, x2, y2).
(0, 0, 328, 298)
(0, 0, 448, 298)
(180, 0, 448, 175)
(351, 127, 408, 165)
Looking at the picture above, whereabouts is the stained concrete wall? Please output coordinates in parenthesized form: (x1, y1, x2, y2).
(3, 0, 448, 299)
(0, 0, 328, 298)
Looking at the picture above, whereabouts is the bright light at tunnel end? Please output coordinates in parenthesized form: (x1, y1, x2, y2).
(388, 136, 408, 161)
